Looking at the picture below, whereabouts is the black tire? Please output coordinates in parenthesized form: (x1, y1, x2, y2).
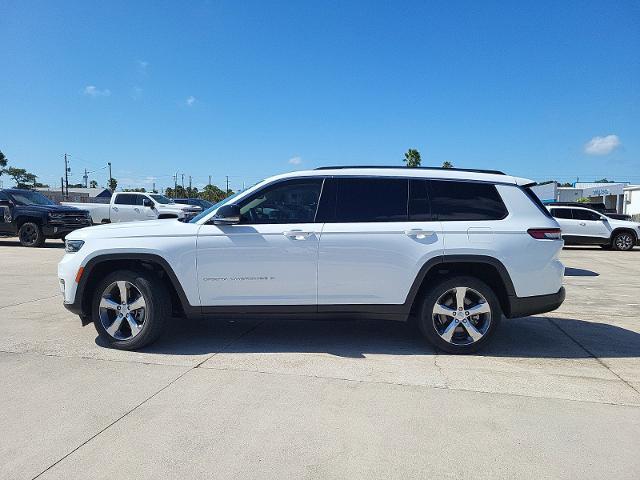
(418, 276, 502, 354)
(91, 269, 171, 350)
(18, 222, 45, 247)
(612, 232, 635, 251)
(600, 244, 612, 250)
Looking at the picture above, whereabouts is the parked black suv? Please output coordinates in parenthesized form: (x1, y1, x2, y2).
(0, 189, 92, 247)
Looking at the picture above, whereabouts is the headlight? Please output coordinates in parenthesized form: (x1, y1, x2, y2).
(65, 240, 85, 253)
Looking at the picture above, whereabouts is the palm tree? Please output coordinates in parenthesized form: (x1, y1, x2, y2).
(442, 161, 454, 169)
(403, 149, 422, 167)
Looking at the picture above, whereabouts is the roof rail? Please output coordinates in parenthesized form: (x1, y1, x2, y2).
(313, 165, 506, 175)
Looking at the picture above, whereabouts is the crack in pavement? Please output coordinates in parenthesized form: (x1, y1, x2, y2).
(545, 316, 640, 397)
(29, 320, 263, 480)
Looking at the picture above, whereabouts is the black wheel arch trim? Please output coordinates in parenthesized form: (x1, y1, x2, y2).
(67, 253, 197, 318)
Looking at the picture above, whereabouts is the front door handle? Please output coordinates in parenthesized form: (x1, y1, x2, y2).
(405, 229, 434, 239)
(134, 208, 140, 213)
(283, 230, 312, 240)
(579, 222, 586, 226)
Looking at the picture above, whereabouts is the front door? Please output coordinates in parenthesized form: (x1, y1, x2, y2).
(571, 208, 611, 240)
(196, 178, 325, 306)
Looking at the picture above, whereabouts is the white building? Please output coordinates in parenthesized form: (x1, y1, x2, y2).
(531, 181, 632, 214)
(623, 186, 640, 221)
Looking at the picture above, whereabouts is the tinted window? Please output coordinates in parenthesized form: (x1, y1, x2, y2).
(572, 209, 601, 221)
(238, 178, 322, 224)
(550, 208, 572, 219)
(409, 179, 431, 221)
(0, 192, 8, 201)
(335, 178, 408, 222)
(114, 194, 140, 205)
(430, 180, 508, 221)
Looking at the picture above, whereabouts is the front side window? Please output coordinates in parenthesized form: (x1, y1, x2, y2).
(572, 209, 601, 221)
(238, 179, 323, 224)
(334, 178, 408, 223)
(429, 180, 508, 221)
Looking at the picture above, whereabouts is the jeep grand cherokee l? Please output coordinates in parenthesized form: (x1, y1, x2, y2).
(58, 167, 565, 353)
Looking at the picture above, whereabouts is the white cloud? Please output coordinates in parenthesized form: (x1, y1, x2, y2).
(584, 135, 621, 155)
(83, 85, 111, 97)
(137, 60, 149, 70)
(288, 156, 302, 165)
(185, 96, 196, 106)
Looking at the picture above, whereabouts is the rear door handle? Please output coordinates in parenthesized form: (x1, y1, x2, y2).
(579, 222, 586, 226)
(404, 229, 434, 239)
(283, 230, 312, 240)
(134, 208, 140, 213)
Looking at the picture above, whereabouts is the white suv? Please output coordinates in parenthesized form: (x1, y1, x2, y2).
(548, 206, 640, 251)
(58, 167, 566, 353)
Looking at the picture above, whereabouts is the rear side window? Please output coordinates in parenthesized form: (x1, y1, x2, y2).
(429, 180, 508, 221)
(409, 179, 431, 221)
(114, 194, 139, 205)
(334, 178, 408, 222)
(550, 208, 572, 219)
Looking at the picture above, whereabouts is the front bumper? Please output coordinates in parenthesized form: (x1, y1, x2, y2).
(506, 287, 565, 318)
(43, 221, 92, 238)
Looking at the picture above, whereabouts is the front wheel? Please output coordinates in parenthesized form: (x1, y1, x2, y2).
(418, 276, 501, 354)
(91, 270, 171, 350)
(612, 232, 635, 251)
(18, 222, 45, 247)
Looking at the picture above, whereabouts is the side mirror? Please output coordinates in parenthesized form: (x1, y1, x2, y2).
(212, 204, 241, 225)
(142, 198, 154, 208)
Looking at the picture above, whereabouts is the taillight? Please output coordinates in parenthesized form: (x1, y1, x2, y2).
(528, 228, 562, 240)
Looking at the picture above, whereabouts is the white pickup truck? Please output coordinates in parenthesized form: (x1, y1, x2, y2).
(63, 192, 201, 225)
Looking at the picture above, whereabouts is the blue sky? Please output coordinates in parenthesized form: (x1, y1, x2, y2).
(1, 0, 639, 192)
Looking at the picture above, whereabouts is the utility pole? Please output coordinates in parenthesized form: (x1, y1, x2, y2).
(226, 175, 229, 194)
(64, 153, 69, 199)
(108, 162, 113, 191)
(208, 175, 212, 186)
(188, 175, 192, 197)
(181, 173, 184, 189)
(83, 168, 88, 188)
(152, 182, 156, 193)
(174, 172, 178, 197)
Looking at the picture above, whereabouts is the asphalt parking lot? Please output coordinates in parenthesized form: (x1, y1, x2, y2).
(1, 239, 639, 480)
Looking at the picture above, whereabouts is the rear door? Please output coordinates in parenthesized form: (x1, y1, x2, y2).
(317, 177, 443, 307)
(111, 194, 140, 222)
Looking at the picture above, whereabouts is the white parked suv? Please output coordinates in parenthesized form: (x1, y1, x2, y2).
(548, 206, 640, 251)
(58, 167, 566, 353)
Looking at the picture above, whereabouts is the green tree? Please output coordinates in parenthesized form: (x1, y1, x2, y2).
(123, 188, 147, 192)
(442, 161, 453, 169)
(89, 180, 98, 188)
(0, 150, 7, 173)
(594, 178, 614, 183)
(577, 197, 590, 203)
(108, 177, 118, 191)
(6, 167, 38, 189)
(201, 184, 227, 203)
(403, 149, 422, 167)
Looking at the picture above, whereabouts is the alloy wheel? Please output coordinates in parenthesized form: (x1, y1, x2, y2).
(20, 225, 38, 245)
(432, 286, 492, 346)
(614, 233, 634, 251)
(99, 281, 147, 340)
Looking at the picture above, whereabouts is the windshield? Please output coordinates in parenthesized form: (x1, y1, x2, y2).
(189, 190, 244, 223)
(150, 194, 174, 204)
(8, 191, 56, 206)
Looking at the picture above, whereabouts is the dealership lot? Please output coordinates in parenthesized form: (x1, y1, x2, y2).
(1, 240, 639, 479)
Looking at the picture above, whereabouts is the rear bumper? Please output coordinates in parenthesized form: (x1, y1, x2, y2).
(506, 287, 565, 318)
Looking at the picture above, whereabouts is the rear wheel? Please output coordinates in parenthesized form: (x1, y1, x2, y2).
(18, 222, 45, 247)
(91, 270, 170, 350)
(418, 276, 501, 354)
(612, 232, 635, 251)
